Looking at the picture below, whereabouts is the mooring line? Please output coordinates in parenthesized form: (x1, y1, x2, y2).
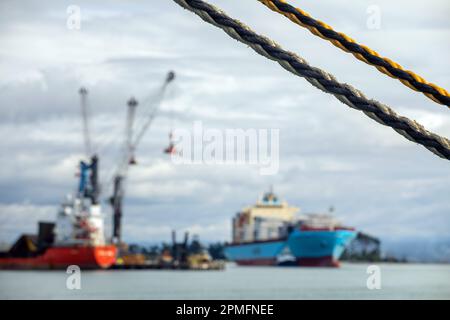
(256, 0, 450, 107)
(172, 0, 450, 160)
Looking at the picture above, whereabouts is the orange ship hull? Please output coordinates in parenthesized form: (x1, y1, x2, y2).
(0, 245, 117, 270)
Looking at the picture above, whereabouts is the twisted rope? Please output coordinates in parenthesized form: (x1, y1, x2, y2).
(172, 0, 450, 160)
(257, 0, 450, 107)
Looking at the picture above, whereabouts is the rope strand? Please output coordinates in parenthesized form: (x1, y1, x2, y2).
(172, 0, 450, 160)
(257, 0, 450, 107)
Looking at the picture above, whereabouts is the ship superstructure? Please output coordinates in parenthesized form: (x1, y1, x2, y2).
(232, 190, 299, 243)
(0, 155, 117, 269)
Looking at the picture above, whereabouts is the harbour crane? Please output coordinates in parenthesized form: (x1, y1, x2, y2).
(78, 87, 99, 205)
(110, 71, 176, 244)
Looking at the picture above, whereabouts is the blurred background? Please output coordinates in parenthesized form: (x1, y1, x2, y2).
(0, 0, 449, 263)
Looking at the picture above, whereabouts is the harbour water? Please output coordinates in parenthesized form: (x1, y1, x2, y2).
(0, 263, 449, 299)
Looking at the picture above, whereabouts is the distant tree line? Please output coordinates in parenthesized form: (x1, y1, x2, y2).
(127, 238, 227, 260)
(341, 232, 408, 263)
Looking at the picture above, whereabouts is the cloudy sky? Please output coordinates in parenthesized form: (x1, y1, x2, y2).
(0, 0, 449, 246)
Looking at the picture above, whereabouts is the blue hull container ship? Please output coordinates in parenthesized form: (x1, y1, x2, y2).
(224, 190, 356, 267)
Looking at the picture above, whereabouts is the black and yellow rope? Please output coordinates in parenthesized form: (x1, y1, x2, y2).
(257, 0, 450, 107)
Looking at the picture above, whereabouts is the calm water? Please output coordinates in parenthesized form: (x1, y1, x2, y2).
(0, 263, 449, 299)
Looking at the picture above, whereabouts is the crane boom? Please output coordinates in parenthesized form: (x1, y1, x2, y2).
(110, 71, 176, 244)
(78, 87, 100, 205)
(132, 71, 176, 148)
(79, 87, 92, 158)
(126, 97, 138, 165)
